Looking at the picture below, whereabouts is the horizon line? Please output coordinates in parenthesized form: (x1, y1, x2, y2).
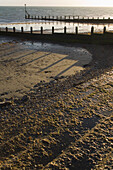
(1, 5, 113, 7)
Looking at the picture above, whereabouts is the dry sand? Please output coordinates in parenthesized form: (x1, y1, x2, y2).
(0, 39, 113, 169)
(0, 41, 92, 99)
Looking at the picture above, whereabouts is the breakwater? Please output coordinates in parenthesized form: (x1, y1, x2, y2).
(25, 15, 113, 24)
(1, 26, 113, 44)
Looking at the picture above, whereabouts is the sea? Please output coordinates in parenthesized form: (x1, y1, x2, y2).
(1, 6, 113, 43)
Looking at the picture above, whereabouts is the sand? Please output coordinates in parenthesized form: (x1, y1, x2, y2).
(0, 41, 92, 99)
(0, 39, 113, 169)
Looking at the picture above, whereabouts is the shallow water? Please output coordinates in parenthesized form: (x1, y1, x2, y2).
(1, 6, 113, 34)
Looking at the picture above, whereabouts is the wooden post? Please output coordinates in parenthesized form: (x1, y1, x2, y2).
(75, 27, 78, 34)
(103, 26, 106, 34)
(21, 27, 23, 33)
(6, 27, 8, 33)
(13, 27, 15, 33)
(91, 26, 94, 35)
(45, 16, 46, 19)
(41, 27, 43, 34)
(52, 27, 54, 34)
(64, 16, 66, 20)
(69, 16, 70, 19)
(78, 16, 79, 20)
(38, 16, 39, 19)
(30, 27, 33, 34)
(64, 26, 66, 34)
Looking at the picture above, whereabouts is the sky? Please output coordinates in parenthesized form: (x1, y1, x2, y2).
(1, 0, 113, 7)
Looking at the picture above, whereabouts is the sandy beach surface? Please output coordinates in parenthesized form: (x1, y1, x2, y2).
(0, 41, 92, 99)
(0, 38, 113, 169)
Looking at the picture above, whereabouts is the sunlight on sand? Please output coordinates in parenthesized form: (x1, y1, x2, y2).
(0, 42, 92, 99)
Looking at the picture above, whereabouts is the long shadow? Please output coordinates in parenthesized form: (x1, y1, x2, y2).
(21, 52, 52, 66)
(0, 45, 16, 52)
(54, 61, 78, 78)
(39, 56, 69, 73)
(38, 44, 113, 81)
(11, 50, 38, 61)
(0, 48, 25, 58)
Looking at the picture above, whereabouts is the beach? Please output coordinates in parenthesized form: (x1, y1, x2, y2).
(0, 41, 92, 99)
(0, 39, 113, 169)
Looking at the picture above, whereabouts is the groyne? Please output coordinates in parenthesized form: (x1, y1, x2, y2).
(1, 26, 113, 44)
(25, 15, 113, 24)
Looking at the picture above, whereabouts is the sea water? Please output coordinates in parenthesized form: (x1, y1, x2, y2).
(1, 6, 113, 33)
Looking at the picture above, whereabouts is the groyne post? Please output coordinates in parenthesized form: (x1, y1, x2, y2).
(13, 27, 15, 33)
(52, 27, 54, 34)
(28, 14, 30, 19)
(6, 27, 8, 33)
(103, 26, 106, 34)
(91, 26, 94, 35)
(75, 27, 78, 34)
(30, 27, 33, 34)
(41, 27, 43, 34)
(64, 26, 66, 34)
(21, 27, 23, 33)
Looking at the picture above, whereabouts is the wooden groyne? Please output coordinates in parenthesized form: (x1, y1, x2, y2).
(24, 5, 113, 24)
(1, 26, 113, 45)
(25, 15, 113, 24)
